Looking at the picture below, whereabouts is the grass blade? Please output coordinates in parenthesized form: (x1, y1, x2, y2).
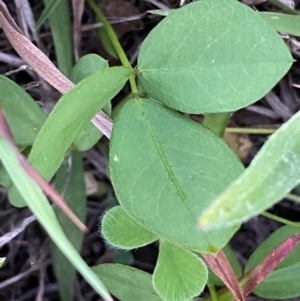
(0, 135, 112, 301)
(42, 0, 73, 76)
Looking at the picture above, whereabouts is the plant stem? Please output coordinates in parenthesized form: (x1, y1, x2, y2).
(202, 288, 234, 301)
(87, 0, 138, 94)
(207, 282, 219, 301)
(202, 112, 231, 137)
(286, 193, 300, 203)
(268, 0, 300, 15)
(261, 211, 300, 228)
(225, 127, 277, 135)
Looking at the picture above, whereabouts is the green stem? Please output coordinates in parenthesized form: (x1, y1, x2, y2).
(286, 193, 300, 203)
(268, 0, 300, 15)
(225, 127, 277, 135)
(87, 0, 138, 94)
(207, 282, 219, 301)
(261, 211, 300, 228)
(202, 112, 231, 137)
(202, 286, 234, 301)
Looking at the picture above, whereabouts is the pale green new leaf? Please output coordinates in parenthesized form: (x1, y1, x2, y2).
(260, 12, 300, 37)
(51, 152, 87, 301)
(92, 263, 164, 301)
(102, 206, 158, 249)
(153, 240, 207, 301)
(0, 76, 46, 146)
(245, 226, 300, 299)
(0, 136, 111, 301)
(198, 110, 300, 229)
(109, 98, 243, 252)
(138, 0, 292, 113)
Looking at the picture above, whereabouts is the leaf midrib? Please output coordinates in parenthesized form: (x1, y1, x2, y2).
(139, 101, 189, 208)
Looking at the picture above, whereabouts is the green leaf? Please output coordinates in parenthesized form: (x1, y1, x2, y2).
(102, 206, 158, 249)
(42, 0, 73, 76)
(70, 54, 108, 84)
(8, 184, 26, 207)
(245, 226, 300, 299)
(97, 28, 119, 59)
(113, 250, 134, 265)
(0, 166, 13, 187)
(251, 263, 300, 299)
(198, 110, 300, 230)
(245, 226, 300, 277)
(70, 54, 110, 151)
(92, 263, 164, 301)
(35, 0, 61, 29)
(208, 245, 242, 287)
(138, 0, 292, 114)
(109, 98, 243, 252)
(0, 136, 112, 301)
(153, 240, 207, 301)
(29, 66, 130, 181)
(8, 66, 130, 207)
(0, 75, 46, 146)
(74, 124, 104, 152)
(260, 12, 300, 37)
(50, 151, 87, 301)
